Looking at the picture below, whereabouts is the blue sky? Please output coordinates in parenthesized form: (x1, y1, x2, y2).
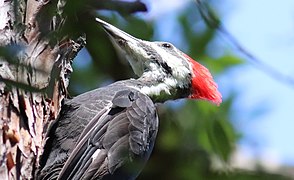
(144, 0, 294, 165)
(224, 0, 294, 165)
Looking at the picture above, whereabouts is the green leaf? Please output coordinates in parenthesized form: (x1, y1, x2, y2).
(206, 55, 244, 74)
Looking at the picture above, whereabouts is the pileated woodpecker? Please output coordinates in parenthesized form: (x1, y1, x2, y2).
(38, 18, 222, 180)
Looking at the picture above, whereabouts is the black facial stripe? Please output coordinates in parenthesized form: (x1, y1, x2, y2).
(160, 62, 173, 75)
(142, 45, 173, 75)
(149, 57, 173, 75)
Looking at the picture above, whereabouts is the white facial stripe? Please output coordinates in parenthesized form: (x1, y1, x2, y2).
(125, 40, 151, 76)
(150, 43, 191, 80)
(140, 83, 171, 96)
(140, 80, 175, 96)
(139, 70, 181, 97)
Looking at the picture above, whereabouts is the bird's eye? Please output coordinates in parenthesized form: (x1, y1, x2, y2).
(162, 43, 172, 48)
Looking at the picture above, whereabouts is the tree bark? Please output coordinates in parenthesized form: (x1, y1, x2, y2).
(0, 0, 84, 179)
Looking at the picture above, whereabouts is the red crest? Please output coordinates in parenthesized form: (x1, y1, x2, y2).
(184, 54, 222, 105)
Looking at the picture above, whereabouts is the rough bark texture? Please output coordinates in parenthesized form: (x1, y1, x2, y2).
(0, 0, 146, 179)
(0, 0, 84, 179)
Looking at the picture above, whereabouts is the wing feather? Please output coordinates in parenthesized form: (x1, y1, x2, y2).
(55, 90, 158, 180)
(39, 85, 158, 180)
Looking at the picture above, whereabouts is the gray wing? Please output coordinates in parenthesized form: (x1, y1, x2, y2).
(56, 89, 158, 180)
(37, 87, 114, 180)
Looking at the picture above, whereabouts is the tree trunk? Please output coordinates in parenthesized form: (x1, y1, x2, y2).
(0, 0, 84, 179)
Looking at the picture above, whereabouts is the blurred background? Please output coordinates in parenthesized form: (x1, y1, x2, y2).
(70, 0, 294, 179)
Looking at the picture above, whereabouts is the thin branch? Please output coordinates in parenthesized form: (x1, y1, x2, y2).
(94, 0, 147, 14)
(195, 0, 294, 87)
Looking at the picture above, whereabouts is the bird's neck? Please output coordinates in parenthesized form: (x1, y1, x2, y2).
(136, 71, 190, 103)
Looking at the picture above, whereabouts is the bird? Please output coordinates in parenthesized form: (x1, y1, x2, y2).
(37, 18, 222, 180)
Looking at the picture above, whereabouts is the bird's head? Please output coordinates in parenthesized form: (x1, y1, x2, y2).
(96, 18, 222, 105)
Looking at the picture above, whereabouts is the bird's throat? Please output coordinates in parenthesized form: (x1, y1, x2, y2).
(137, 76, 190, 103)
